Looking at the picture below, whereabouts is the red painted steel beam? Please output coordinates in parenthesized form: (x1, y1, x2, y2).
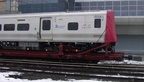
(0, 50, 124, 61)
(78, 43, 109, 55)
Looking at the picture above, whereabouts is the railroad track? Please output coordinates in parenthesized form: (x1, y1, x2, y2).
(0, 58, 144, 81)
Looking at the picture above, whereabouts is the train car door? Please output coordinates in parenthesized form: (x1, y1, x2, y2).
(40, 17, 53, 40)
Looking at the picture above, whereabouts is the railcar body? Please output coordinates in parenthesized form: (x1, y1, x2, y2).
(0, 10, 125, 61)
(0, 10, 116, 52)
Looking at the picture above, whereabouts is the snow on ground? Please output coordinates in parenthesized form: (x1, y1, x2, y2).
(0, 72, 105, 82)
(1, 60, 144, 82)
(98, 60, 144, 64)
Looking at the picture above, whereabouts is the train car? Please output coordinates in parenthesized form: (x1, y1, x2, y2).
(0, 10, 124, 61)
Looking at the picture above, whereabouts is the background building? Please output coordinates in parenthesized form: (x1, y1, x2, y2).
(18, 0, 67, 13)
(3, 0, 144, 55)
(68, 0, 144, 16)
(11, 0, 18, 11)
(0, 0, 6, 14)
(0, 0, 19, 14)
(0, 0, 6, 11)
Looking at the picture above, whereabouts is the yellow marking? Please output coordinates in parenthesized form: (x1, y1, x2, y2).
(7, 42, 10, 44)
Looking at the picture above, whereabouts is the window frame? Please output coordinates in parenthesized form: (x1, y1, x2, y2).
(121, 1, 128, 5)
(42, 20, 51, 30)
(0, 24, 1, 31)
(17, 23, 30, 31)
(113, 1, 120, 6)
(106, 1, 112, 6)
(129, 1, 136, 5)
(4, 24, 15, 31)
(94, 19, 101, 28)
(68, 22, 78, 30)
(138, 1, 144, 5)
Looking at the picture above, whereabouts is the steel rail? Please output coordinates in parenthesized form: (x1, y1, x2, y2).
(0, 58, 144, 81)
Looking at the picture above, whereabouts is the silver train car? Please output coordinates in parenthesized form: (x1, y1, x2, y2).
(0, 10, 117, 52)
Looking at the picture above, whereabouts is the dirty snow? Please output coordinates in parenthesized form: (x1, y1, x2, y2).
(1, 60, 144, 82)
(0, 72, 105, 82)
(98, 60, 144, 64)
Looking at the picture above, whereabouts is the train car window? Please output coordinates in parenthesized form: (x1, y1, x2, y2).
(17, 24, 29, 31)
(4, 24, 15, 31)
(42, 20, 51, 30)
(0, 24, 1, 31)
(94, 19, 101, 28)
(68, 22, 78, 30)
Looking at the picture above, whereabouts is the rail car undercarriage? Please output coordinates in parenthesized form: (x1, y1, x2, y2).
(0, 42, 124, 61)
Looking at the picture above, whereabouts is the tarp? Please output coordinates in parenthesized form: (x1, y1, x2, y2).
(105, 10, 117, 43)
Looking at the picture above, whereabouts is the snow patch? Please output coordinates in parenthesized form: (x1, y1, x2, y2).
(98, 60, 144, 65)
(0, 72, 105, 82)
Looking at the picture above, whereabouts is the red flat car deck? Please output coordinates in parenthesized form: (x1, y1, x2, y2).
(0, 43, 124, 61)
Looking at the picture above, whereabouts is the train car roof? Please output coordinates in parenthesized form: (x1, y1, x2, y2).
(0, 10, 108, 18)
